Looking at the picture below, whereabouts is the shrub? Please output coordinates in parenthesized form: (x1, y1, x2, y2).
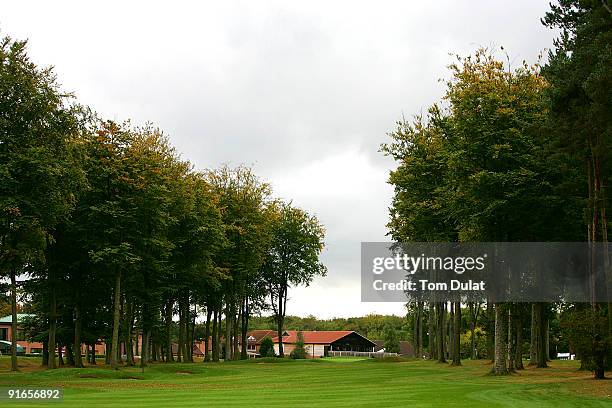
(290, 331, 307, 359)
(259, 337, 276, 357)
(383, 323, 400, 354)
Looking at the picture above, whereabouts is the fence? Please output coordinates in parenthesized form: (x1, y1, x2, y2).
(327, 351, 398, 358)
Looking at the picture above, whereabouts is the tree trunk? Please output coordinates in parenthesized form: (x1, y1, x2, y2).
(492, 303, 508, 375)
(417, 301, 423, 358)
(532, 303, 547, 368)
(48, 269, 57, 369)
(452, 301, 461, 366)
(514, 314, 524, 370)
(66, 343, 75, 366)
(42, 341, 49, 367)
(165, 299, 174, 363)
(224, 301, 233, 361)
(140, 329, 149, 368)
(545, 319, 550, 361)
(134, 329, 139, 357)
(275, 285, 287, 358)
(204, 307, 212, 362)
(190, 305, 196, 362)
(446, 302, 455, 363)
(177, 298, 184, 363)
(212, 308, 219, 362)
(125, 299, 135, 366)
(105, 342, 111, 365)
(437, 302, 446, 363)
(240, 296, 249, 360)
(507, 306, 514, 372)
(10, 268, 18, 371)
(111, 271, 122, 370)
(185, 303, 191, 362)
(232, 311, 239, 360)
(529, 303, 537, 365)
(140, 302, 150, 368)
(486, 301, 495, 362)
(74, 303, 84, 368)
(428, 302, 435, 359)
(151, 341, 158, 362)
(468, 302, 481, 360)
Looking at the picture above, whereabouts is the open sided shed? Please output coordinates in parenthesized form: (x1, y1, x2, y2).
(271, 330, 377, 357)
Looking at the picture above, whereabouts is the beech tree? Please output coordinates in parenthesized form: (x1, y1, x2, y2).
(206, 165, 273, 360)
(0, 35, 84, 371)
(1, 32, 330, 371)
(263, 202, 326, 357)
(383, 48, 581, 373)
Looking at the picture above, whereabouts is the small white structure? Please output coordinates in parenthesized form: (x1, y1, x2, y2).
(556, 352, 575, 360)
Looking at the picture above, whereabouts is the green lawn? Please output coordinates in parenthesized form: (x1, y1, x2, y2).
(0, 357, 610, 407)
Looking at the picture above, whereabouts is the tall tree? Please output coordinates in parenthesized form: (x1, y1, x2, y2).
(383, 47, 579, 373)
(0, 35, 84, 371)
(263, 202, 326, 357)
(440, 49, 564, 374)
(542, 0, 612, 379)
(383, 323, 401, 354)
(206, 165, 272, 361)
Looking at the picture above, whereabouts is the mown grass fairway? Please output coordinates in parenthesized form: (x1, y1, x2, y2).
(0, 357, 610, 407)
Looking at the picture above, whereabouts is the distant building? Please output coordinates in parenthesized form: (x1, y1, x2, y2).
(245, 330, 377, 358)
(0, 314, 43, 354)
(245, 329, 279, 357)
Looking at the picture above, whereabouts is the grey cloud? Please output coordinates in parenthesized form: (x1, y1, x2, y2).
(1, 0, 557, 317)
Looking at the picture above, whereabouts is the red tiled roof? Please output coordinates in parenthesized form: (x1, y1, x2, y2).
(247, 330, 278, 343)
(272, 330, 355, 345)
(171, 343, 204, 356)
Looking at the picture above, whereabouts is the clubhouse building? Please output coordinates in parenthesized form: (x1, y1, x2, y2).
(246, 329, 377, 358)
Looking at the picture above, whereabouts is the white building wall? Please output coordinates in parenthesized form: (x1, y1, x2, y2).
(274, 343, 326, 357)
(304, 344, 325, 357)
(313, 344, 325, 357)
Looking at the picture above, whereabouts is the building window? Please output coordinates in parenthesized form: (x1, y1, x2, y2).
(0, 328, 7, 341)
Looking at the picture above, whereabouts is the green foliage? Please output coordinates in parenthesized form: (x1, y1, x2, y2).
(0, 295, 9, 317)
(263, 202, 327, 290)
(258, 337, 276, 358)
(460, 327, 487, 359)
(383, 323, 400, 354)
(560, 305, 612, 370)
(382, 46, 584, 244)
(262, 201, 326, 356)
(0, 33, 85, 273)
(249, 314, 412, 341)
(0, 32, 328, 368)
(541, 0, 612, 377)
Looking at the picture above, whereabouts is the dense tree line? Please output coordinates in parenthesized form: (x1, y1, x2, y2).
(0, 34, 326, 371)
(383, 1, 611, 378)
(249, 314, 412, 341)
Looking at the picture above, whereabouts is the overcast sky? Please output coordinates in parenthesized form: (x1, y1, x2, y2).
(3, 1, 558, 318)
